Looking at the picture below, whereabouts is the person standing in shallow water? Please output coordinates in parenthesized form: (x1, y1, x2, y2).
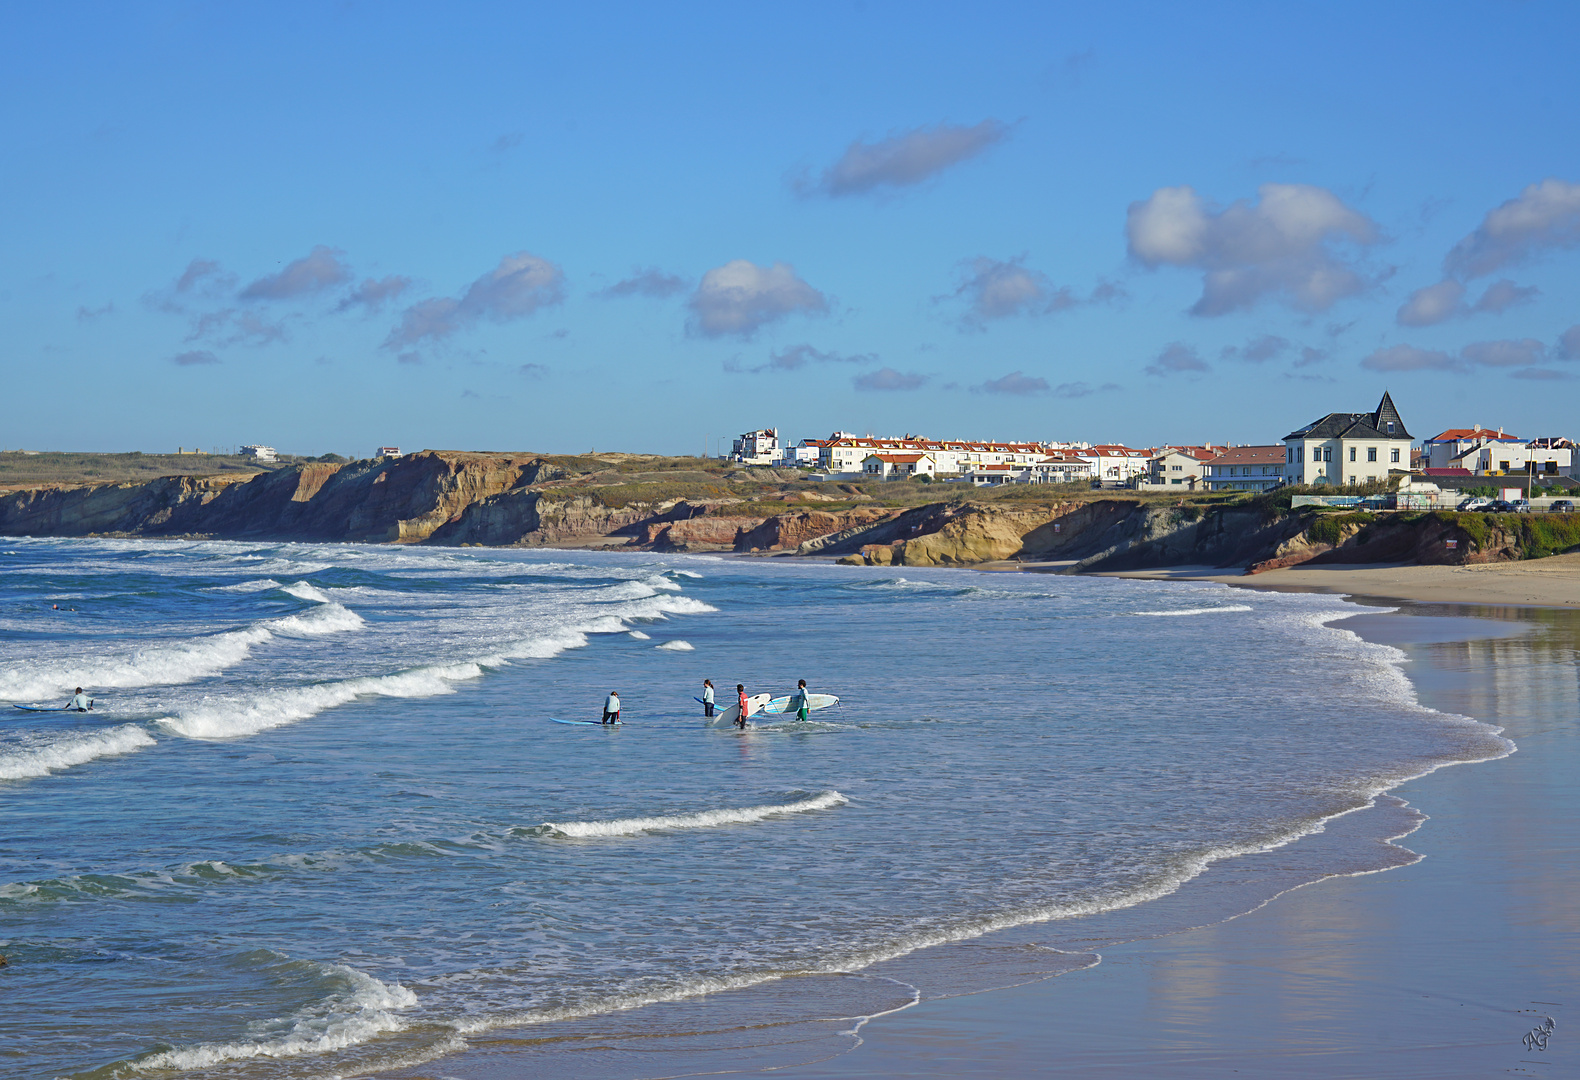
(701, 679, 715, 717)
(793, 679, 812, 722)
(602, 690, 620, 725)
(735, 684, 749, 729)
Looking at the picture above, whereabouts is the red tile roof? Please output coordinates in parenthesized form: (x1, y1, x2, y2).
(1427, 428, 1521, 442)
(1206, 445, 1286, 466)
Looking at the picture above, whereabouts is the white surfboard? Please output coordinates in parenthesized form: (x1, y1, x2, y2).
(706, 693, 773, 728)
(760, 693, 839, 715)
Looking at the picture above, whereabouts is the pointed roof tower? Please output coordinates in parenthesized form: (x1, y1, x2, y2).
(1373, 390, 1410, 440)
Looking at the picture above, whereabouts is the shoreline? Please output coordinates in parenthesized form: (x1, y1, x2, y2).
(771, 588, 1578, 1078)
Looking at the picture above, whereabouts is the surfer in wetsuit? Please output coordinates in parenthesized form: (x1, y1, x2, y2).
(602, 691, 620, 725)
(793, 679, 812, 721)
(701, 679, 715, 717)
(735, 684, 749, 729)
(64, 688, 93, 712)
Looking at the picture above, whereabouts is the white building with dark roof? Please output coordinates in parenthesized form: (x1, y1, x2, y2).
(1283, 391, 1412, 486)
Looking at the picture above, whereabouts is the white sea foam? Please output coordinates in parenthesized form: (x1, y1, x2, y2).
(0, 593, 362, 701)
(159, 661, 488, 740)
(280, 581, 332, 603)
(627, 630, 651, 640)
(0, 725, 156, 782)
(1130, 604, 1255, 617)
(655, 640, 694, 651)
(537, 791, 847, 838)
(130, 961, 417, 1072)
(207, 578, 283, 593)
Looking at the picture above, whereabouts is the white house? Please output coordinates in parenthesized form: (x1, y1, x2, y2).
(1077, 445, 1151, 483)
(1445, 436, 1574, 478)
(1030, 452, 1096, 484)
(1146, 446, 1222, 487)
(1422, 425, 1523, 471)
(773, 439, 824, 467)
(239, 444, 278, 463)
(731, 429, 780, 465)
(1203, 445, 1286, 492)
(1283, 392, 1413, 486)
(862, 452, 936, 479)
(817, 434, 1049, 476)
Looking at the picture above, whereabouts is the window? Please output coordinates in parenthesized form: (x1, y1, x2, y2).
(1367, 447, 1377, 462)
(1387, 421, 1395, 434)
(1391, 448, 1400, 463)
(1323, 448, 1332, 462)
(1500, 460, 1510, 472)
(1171, 464, 1182, 472)
(1349, 447, 1357, 462)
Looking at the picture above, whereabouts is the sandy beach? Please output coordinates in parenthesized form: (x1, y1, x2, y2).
(1102, 552, 1580, 610)
(771, 584, 1580, 1078)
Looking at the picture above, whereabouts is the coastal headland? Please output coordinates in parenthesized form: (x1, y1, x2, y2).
(4, 450, 1580, 577)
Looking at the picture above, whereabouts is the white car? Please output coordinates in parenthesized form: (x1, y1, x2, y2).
(1457, 496, 1492, 511)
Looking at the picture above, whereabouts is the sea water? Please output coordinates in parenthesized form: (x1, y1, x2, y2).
(0, 540, 1510, 1079)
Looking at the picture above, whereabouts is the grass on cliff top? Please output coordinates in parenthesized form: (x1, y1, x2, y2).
(0, 451, 280, 488)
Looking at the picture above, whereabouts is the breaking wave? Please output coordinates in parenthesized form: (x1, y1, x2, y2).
(0, 725, 156, 782)
(655, 639, 694, 651)
(1130, 604, 1254, 617)
(533, 791, 848, 838)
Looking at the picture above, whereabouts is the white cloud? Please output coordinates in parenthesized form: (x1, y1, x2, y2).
(385, 252, 565, 350)
(185, 309, 289, 347)
(853, 367, 926, 391)
(1461, 338, 1546, 368)
(598, 268, 688, 299)
(1360, 344, 1463, 373)
(1471, 278, 1540, 314)
(338, 275, 412, 313)
(240, 246, 352, 301)
(172, 350, 219, 366)
(946, 257, 1080, 326)
(1127, 183, 1379, 315)
(809, 120, 1009, 197)
(1222, 334, 1290, 362)
(1560, 325, 1580, 360)
(975, 371, 1050, 395)
(1443, 178, 1580, 278)
(687, 260, 827, 338)
(1395, 280, 1465, 326)
(1054, 381, 1121, 399)
(1144, 342, 1210, 376)
(1511, 367, 1571, 381)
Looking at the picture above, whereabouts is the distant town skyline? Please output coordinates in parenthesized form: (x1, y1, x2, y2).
(3, 2, 1578, 456)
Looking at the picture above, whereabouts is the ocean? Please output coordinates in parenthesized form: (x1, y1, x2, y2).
(0, 540, 1511, 1079)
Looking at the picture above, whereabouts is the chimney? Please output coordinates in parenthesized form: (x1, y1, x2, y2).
(1474, 423, 1481, 432)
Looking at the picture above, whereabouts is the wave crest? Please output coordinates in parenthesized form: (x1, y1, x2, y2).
(532, 791, 847, 838)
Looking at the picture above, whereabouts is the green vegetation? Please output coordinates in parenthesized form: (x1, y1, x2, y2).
(1514, 514, 1580, 559)
(0, 451, 274, 488)
(1307, 511, 1376, 546)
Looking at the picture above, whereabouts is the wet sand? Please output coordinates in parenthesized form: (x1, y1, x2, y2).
(779, 599, 1580, 1079)
(1099, 552, 1580, 610)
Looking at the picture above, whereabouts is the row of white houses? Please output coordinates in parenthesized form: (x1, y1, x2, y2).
(731, 392, 1580, 491)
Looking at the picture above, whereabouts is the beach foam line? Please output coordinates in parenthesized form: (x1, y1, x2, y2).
(0, 725, 156, 782)
(1129, 604, 1254, 617)
(533, 791, 848, 838)
(0, 594, 363, 702)
(126, 958, 417, 1073)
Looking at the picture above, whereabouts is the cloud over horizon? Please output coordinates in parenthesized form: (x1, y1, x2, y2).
(1145, 342, 1210, 376)
(806, 120, 1010, 197)
(1443, 178, 1580, 278)
(1127, 183, 1380, 315)
(1362, 336, 1555, 376)
(385, 252, 565, 350)
(239, 246, 352, 301)
(687, 260, 827, 338)
(598, 268, 688, 300)
(975, 371, 1050, 395)
(854, 367, 927, 391)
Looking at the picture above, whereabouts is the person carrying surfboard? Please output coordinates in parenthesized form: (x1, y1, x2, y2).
(64, 687, 93, 712)
(793, 679, 812, 722)
(602, 691, 620, 725)
(701, 679, 715, 718)
(735, 684, 749, 729)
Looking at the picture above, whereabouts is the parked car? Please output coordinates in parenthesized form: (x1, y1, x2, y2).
(1550, 499, 1575, 513)
(1458, 496, 1492, 511)
(1510, 499, 1534, 513)
(1488, 500, 1516, 512)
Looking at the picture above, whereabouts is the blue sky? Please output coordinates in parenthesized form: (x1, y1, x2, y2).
(3, 1, 1577, 456)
